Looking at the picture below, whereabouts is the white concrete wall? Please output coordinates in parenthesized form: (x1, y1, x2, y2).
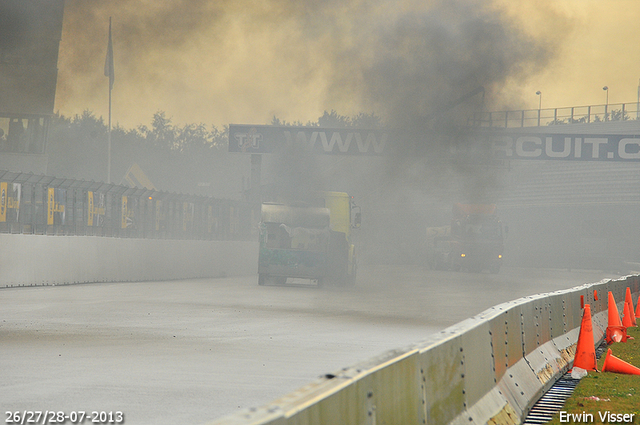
(208, 275, 640, 425)
(0, 234, 258, 287)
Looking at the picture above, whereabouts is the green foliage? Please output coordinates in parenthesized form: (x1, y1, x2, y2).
(546, 108, 631, 126)
(271, 110, 383, 128)
(135, 111, 226, 152)
(270, 116, 317, 127)
(46, 109, 381, 194)
(610, 108, 630, 122)
(47, 110, 228, 192)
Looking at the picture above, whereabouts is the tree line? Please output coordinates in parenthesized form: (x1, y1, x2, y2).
(46, 110, 382, 196)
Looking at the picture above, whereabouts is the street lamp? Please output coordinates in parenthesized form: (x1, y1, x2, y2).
(536, 91, 542, 126)
(603, 86, 609, 120)
(637, 79, 639, 119)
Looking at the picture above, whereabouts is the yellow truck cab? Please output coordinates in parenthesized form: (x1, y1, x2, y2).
(317, 191, 359, 284)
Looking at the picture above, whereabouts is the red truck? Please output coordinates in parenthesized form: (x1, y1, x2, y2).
(429, 203, 505, 273)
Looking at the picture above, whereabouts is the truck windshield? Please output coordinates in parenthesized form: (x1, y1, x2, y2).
(262, 222, 329, 250)
(464, 217, 502, 240)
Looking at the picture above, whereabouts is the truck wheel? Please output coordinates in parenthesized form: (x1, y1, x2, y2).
(258, 274, 266, 286)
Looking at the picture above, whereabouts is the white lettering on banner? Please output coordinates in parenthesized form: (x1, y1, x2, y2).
(241, 127, 640, 159)
(283, 131, 320, 149)
(234, 130, 262, 151)
(618, 138, 640, 159)
(234, 133, 246, 147)
(583, 138, 608, 158)
(545, 137, 571, 158)
(283, 131, 387, 153)
(320, 132, 352, 152)
(354, 132, 387, 154)
(516, 136, 542, 157)
(487, 134, 640, 160)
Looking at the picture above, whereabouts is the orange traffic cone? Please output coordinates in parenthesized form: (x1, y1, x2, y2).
(606, 292, 627, 344)
(623, 302, 634, 328)
(573, 304, 598, 371)
(624, 288, 637, 326)
(636, 295, 640, 319)
(621, 304, 636, 341)
(602, 348, 640, 375)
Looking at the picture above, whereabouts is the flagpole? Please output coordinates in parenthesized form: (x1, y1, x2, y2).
(108, 65, 112, 184)
(105, 16, 114, 184)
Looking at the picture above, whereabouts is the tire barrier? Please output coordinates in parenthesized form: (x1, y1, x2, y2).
(0, 170, 260, 287)
(0, 170, 258, 241)
(207, 275, 640, 425)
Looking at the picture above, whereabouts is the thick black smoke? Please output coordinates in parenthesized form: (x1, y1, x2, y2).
(56, 0, 560, 263)
(57, 0, 554, 125)
(294, 0, 554, 204)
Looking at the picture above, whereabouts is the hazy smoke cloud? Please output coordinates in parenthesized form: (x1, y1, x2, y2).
(57, 0, 555, 128)
(58, 0, 556, 200)
(53, 0, 562, 264)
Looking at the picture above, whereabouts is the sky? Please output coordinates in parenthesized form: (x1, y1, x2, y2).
(54, 0, 640, 130)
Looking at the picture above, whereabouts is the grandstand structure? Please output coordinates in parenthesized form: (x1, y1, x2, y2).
(494, 118, 640, 206)
(474, 106, 640, 271)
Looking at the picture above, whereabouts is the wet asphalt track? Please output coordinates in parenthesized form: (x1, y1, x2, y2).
(0, 265, 621, 424)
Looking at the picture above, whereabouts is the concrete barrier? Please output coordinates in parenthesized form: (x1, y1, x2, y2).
(208, 275, 640, 425)
(0, 234, 258, 287)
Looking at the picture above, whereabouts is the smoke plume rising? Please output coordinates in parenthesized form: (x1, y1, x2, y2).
(55, 0, 563, 265)
(57, 0, 557, 129)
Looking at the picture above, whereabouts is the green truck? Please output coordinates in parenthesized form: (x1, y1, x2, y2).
(258, 192, 359, 286)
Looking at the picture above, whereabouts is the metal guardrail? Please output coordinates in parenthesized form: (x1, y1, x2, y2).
(208, 275, 640, 425)
(470, 102, 640, 128)
(0, 170, 257, 241)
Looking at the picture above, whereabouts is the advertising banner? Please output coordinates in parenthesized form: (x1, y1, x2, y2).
(229, 124, 389, 155)
(121, 196, 137, 229)
(182, 202, 194, 232)
(484, 132, 640, 162)
(0, 182, 6, 222)
(229, 125, 640, 162)
(87, 191, 105, 227)
(207, 205, 217, 235)
(7, 183, 21, 222)
(47, 187, 65, 225)
(155, 200, 163, 231)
